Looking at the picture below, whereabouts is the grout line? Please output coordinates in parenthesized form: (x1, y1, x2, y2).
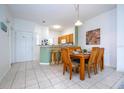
(87, 69, 116, 89)
(89, 71, 121, 89)
(39, 65, 54, 87)
(31, 62, 40, 89)
(10, 64, 21, 89)
(24, 62, 26, 89)
(43, 64, 64, 87)
(1, 62, 124, 89)
(110, 74, 124, 88)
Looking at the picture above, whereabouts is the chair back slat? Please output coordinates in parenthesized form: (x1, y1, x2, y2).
(61, 48, 72, 65)
(97, 48, 104, 64)
(92, 47, 100, 63)
(88, 50, 98, 64)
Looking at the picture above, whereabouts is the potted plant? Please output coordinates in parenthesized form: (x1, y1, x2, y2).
(83, 49, 87, 53)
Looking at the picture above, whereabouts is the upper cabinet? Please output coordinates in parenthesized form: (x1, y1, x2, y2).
(66, 35, 70, 42)
(69, 34, 73, 43)
(58, 34, 73, 44)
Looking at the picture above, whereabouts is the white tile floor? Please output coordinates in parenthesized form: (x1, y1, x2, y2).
(0, 61, 124, 89)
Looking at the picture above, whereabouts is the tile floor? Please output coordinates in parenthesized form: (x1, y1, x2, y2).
(0, 61, 124, 89)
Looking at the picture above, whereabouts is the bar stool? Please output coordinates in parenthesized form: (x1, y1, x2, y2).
(50, 50, 57, 64)
(50, 48, 61, 64)
(56, 50, 61, 64)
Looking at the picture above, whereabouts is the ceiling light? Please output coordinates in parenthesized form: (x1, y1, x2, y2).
(75, 20, 82, 26)
(75, 4, 83, 26)
(53, 25, 61, 29)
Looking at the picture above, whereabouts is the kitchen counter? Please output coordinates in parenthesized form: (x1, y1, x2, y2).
(40, 45, 62, 48)
(40, 45, 78, 64)
(40, 44, 77, 48)
(40, 45, 61, 64)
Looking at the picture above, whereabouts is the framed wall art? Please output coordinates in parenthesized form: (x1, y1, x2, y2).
(86, 28, 100, 45)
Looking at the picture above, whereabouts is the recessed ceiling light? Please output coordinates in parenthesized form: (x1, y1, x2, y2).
(53, 25, 61, 29)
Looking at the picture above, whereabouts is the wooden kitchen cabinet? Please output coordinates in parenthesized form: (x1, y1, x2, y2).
(58, 34, 73, 44)
(66, 35, 70, 43)
(69, 34, 73, 43)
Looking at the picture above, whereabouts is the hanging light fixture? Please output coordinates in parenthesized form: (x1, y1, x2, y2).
(75, 4, 83, 26)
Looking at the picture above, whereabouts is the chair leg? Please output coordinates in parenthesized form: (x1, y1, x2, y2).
(99, 59, 103, 71)
(88, 65, 91, 78)
(98, 62, 100, 71)
(69, 65, 72, 80)
(100, 61, 102, 71)
(96, 64, 98, 74)
(93, 64, 96, 75)
(63, 63, 66, 75)
(66, 66, 68, 71)
(102, 58, 104, 70)
(93, 64, 97, 75)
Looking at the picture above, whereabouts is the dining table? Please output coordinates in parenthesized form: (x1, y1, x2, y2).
(70, 53, 90, 80)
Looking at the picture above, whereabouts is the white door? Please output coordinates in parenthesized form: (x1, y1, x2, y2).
(15, 32, 33, 62)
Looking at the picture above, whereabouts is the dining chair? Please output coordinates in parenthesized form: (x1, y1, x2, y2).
(61, 48, 79, 80)
(97, 48, 104, 71)
(85, 50, 98, 78)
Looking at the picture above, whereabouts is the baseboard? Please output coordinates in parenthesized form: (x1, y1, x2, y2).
(40, 63, 49, 65)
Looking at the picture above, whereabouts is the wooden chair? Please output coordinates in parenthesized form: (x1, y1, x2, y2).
(85, 50, 98, 78)
(97, 48, 104, 71)
(61, 48, 79, 80)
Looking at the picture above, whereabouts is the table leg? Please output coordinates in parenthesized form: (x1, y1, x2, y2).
(80, 57, 85, 80)
(102, 57, 104, 70)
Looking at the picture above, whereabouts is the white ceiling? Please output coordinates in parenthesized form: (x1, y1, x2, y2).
(7, 4, 116, 30)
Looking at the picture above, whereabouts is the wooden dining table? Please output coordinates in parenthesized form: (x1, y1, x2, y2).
(70, 53, 90, 80)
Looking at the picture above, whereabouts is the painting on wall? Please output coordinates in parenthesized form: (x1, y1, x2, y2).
(0, 22, 7, 32)
(86, 28, 100, 45)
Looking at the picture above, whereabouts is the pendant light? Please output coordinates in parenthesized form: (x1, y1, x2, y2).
(75, 4, 83, 26)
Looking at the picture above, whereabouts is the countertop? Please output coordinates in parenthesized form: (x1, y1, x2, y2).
(40, 45, 76, 48)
